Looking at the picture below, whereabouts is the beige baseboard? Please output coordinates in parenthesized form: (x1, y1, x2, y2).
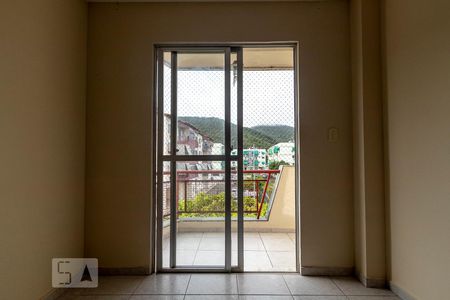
(301, 266, 353, 276)
(389, 281, 417, 300)
(355, 270, 387, 288)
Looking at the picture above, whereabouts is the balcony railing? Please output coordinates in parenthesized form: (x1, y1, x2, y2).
(162, 169, 280, 220)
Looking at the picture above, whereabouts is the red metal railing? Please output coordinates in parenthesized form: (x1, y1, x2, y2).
(161, 169, 280, 219)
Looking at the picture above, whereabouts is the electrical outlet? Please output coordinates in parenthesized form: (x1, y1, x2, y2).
(328, 127, 339, 143)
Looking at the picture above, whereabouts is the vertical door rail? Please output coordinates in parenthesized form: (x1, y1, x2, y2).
(169, 52, 178, 268)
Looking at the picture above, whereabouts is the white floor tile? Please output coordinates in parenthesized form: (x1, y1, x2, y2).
(261, 237, 295, 251)
(240, 296, 293, 300)
(177, 237, 202, 250)
(260, 232, 291, 239)
(162, 231, 296, 271)
(283, 275, 343, 296)
(134, 274, 190, 295)
(288, 233, 296, 241)
(178, 232, 204, 238)
(187, 274, 238, 294)
(293, 297, 347, 300)
(61, 296, 130, 300)
(347, 297, 400, 300)
(71, 276, 143, 295)
(242, 232, 261, 238)
(185, 296, 238, 300)
(198, 237, 225, 250)
(193, 250, 225, 266)
(268, 251, 296, 267)
(60, 275, 398, 300)
(237, 274, 290, 295)
(163, 250, 197, 267)
(203, 232, 227, 238)
(243, 251, 272, 269)
(163, 238, 170, 250)
(130, 296, 185, 300)
(243, 237, 266, 251)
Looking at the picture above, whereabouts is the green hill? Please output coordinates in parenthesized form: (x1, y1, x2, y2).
(251, 125, 295, 143)
(178, 116, 294, 149)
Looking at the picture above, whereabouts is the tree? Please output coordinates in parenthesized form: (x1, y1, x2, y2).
(268, 160, 288, 170)
(178, 192, 268, 219)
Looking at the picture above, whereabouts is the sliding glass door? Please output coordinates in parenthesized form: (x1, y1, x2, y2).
(155, 44, 297, 273)
(156, 47, 243, 272)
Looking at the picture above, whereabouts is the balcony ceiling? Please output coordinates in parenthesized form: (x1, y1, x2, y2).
(164, 47, 294, 70)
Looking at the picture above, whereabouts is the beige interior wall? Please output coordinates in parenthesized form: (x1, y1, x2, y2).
(350, 0, 366, 279)
(350, 0, 386, 285)
(86, 1, 354, 271)
(383, 0, 450, 299)
(0, 1, 86, 299)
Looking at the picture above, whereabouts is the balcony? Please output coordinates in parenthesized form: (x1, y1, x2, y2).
(162, 165, 296, 271)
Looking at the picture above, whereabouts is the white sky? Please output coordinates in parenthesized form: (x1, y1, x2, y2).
(164, 67, 295, 127)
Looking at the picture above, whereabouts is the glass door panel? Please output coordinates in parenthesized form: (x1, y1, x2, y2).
(157, 48, 238, 271)
(175, 161, 226, 267)
(176, 53, 226, 156)
(161, 161, 171, 268)
(241, 47, 296, 272)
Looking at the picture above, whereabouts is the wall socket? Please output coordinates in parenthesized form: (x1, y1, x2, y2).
(328, 127, 339, 143)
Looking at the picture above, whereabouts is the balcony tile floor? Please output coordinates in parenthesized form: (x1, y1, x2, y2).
(163, 232, 296, 272)
(58, 274, 399, 299)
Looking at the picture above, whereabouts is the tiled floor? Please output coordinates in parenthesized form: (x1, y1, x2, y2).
(58, 274, 400, 300)
(163, 232, 296, 272)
